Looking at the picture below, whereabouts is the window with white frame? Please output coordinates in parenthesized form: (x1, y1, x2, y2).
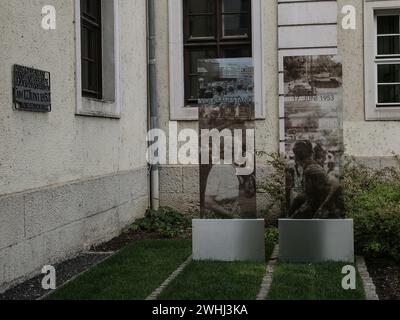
(75, 0, 121, 118)
(169, 0, 264, 120)
(365, 0, 400, 120)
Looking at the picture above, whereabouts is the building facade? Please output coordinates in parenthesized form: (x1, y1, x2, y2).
(1, 0, 400, 291)
(156, 0, 400, 213)
(0, 0, 149, 291)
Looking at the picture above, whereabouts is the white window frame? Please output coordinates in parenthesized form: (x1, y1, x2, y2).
(74, 0, 121, 119)
(169, 0, 265, 120)
(365, 0, 400, 120)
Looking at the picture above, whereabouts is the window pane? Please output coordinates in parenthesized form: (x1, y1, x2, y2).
(188, 0, 214, 14)
(81, 26, 90, 58)
(88, 61, 99, 91)
(223, 46, 251, 58)
(378, 64, 400, 83)
(189, 76, 201, 100)
(81, 0, 88, 14)
(81, 0, 102, 98)
(378, 36, 400, 55)
(378, 84, 400, 103)
(223, 0, 250, 13)
(223, 13, 250, 37)
(189, 49, 216, 73)
(187, 49, 216, 99)
(82, 60, 89, 89)
(189, 15, 215, 38)
(377, 15, 399, 35)
(81, 0, 101, 20)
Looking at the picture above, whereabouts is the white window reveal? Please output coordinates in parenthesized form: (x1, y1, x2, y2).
(365, 0, 400, 120)
(74, 0, 121, 119)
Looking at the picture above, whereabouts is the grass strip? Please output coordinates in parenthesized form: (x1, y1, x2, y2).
(47, 239, 191, 300)
(267, 261, 366, 300)
(158, 260, 266, 300)
(158, 240, 276, 300)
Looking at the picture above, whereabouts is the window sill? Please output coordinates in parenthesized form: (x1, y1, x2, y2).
(76, 96, 120, 119)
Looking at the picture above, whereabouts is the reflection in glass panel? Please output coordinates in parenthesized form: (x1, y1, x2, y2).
(189, 15, 215, 38)
(189, 76, 201, 100)
(378, 84, 400, 103)
(377, 15, 399, 35)
(223, 0, 250, 13)
(188, 0, 214, 14)
(223, 14, 249, 37)
(188, 49, 217, 100)
(189, 49, 216, 73)
(378, 64, 400, 83)
(378, 36, 400, 55)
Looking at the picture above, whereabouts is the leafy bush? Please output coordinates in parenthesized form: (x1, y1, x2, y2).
(258, 152, 400, 261)
(256, 152, 286, 225)
(265, 227, 279, 245)
(131, 207, 191, 239)
(344, 155, 400, 261)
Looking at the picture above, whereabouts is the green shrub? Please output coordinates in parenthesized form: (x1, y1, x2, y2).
(131, 207, 191, 239)
(258, 152, 400, 261)
(344, 155, 400, 261)
(265, 227, 279, 245)
(256, 152, 286, 224)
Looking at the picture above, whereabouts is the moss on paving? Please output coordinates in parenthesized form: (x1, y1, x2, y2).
(47, 240, 191, 300)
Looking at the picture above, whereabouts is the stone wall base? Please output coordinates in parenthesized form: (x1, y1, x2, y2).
(0, 167, 149, 293)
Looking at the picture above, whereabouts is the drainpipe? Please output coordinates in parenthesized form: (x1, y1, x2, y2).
(147, 0, 160, 210)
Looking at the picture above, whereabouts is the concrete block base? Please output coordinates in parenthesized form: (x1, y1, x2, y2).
(192, 219, 265, 262)
(279, 219, 354, 263)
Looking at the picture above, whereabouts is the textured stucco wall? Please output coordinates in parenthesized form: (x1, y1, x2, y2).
(0, 0, 149, 196)
(338, 0, 400, 159)
(0, 0, 149, 290)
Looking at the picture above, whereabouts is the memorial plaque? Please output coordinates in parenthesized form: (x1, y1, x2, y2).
(198, 58, 257, 219)
(13, 65, 51, 112)
(283, 55, 345, 220)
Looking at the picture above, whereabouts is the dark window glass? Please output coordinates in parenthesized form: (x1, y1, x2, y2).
(378, 64, 400, 83)
(223, 46, 251, 58)
(378, 84, 400, 103)
(377, 15, 399, 35)
(183, 0, 252, 104)
(222, 0, 250, 37)
(81, 0, 102, 99)
(378, 36, 400, 55)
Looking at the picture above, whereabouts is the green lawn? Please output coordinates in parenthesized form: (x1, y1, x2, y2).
(158, 240, 274, 300)
(45, 237, 364, 301)
(267, 262, 366, 300)
(47, 239, 191, 300)
(158, 261, 266, 300)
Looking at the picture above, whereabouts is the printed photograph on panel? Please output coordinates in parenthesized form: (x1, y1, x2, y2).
(283, 55, 345, 220)
(198, 58, 257, 219)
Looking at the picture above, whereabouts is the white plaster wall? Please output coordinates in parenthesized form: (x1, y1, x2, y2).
(338, 0, 400, 158)
(0, 0, 149, 196)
